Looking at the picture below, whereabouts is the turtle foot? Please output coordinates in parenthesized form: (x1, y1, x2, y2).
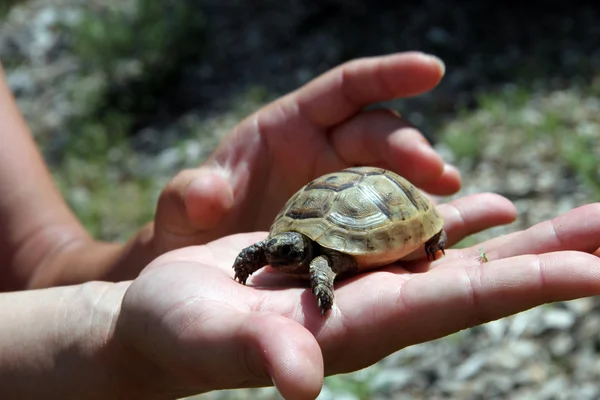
(309, 255, 336, 317)
(425, 229, 447, 261)
(232, 241, 268, 284)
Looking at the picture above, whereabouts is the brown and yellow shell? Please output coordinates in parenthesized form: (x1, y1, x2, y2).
(269, 166, 444, 268)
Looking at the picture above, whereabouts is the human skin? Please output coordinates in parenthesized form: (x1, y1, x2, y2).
(0, 52, 460, 290)
(1, 203, 599, 399)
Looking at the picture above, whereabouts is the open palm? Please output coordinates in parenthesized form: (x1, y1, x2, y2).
(117, 199, 600, 399)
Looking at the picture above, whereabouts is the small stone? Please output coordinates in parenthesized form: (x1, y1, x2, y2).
(537, 376, 569, 400)
(549, 334, 575, 357)
(369, 368, 415, 393)
(483, 318, 508, 343)
(454, 353, 489, 381)
(543, 308, 576, 330)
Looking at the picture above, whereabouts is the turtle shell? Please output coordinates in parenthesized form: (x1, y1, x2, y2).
(269, 166, 444, 268)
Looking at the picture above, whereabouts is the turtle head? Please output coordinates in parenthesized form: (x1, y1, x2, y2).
(264, 232, 312, 270)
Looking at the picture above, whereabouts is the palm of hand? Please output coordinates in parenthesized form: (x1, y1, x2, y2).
(119, 197, 600, 399)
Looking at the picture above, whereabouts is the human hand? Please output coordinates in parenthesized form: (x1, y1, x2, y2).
(0, 52, 453, 289)
(149, 52, 457, 253)
(114, 198, 600, 399)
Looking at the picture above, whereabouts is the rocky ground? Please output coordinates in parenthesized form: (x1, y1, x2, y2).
(1, 1, 599, 399)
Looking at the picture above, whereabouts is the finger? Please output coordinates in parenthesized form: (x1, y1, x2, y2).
(402, 193, 517, 261)
(183, 169, 234, 228)
(495, 202, 600, 259)
(233, 313, 324, 399)
(423, 252, 600, 332)
(421, 163, 462, 197)
(458, 203, 600, 261)
(321, 251, 600, 375)
(293, 52, 445, 128)
(440, 193, 517, 245)
(329, 109, 451, 190)
(154, 168, 234, 249)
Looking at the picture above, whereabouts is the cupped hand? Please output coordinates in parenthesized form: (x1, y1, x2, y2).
(150, 52, 457, 253)
(117, 198, 600, 399)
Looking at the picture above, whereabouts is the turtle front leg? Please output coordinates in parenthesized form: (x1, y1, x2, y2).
(309, 250, 357, 316)
(233, 240, 268, 284)
(309, 255, 336, 316)
(425, 229, 447, 261)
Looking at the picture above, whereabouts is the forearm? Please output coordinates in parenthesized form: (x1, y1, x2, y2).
(0, 61, 88, 288)
(0, 281, 158, 398)
(0, 62, 155, 289)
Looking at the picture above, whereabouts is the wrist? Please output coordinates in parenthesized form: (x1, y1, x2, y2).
(70, 281, 169, 398)
(27, 223, 158, 289)
(0, 281, 173, 398)
(0, 281, 137, 397)
(5, 222, 90, 290)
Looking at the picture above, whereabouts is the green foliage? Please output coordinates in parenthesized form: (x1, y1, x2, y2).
(324, 368, 379, 400)
(561, 135, 600, 199)
(70, 0, 207, 135)
(74, 0, 205, 80)
(53, 160, 157, 241)
(442, 114, 487, 161)
(52, 117, 157, 240)
(0, 0, 24, 18)
(46, 1, 208, 240)
(442, 85, 600, 201)
(64, 111, 131, 161)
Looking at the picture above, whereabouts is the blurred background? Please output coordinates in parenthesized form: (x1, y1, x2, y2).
(1, 1, 599, 398)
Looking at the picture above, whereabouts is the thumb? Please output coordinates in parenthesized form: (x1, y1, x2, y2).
(118, 285, 324, 398)
(154, 167, 234, 248)
(231, 313, 324, 400)
(151, 311, 325, 398)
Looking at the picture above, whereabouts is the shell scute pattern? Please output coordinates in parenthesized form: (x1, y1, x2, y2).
(233, 166, 447, 316)
(269, 166, 444, 268)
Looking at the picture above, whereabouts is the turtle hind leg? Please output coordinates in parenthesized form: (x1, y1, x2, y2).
(233, 240, 268, 284)
(425, 229, 447, 261)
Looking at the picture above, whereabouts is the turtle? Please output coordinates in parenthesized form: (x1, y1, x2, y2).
(232, 166, 447, 316)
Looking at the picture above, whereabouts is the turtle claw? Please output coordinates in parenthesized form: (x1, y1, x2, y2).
(232, 241, 268, 285)
(315, 288, 333, 316)
(425, 229, 447, 261)
(233, 264, 249, 285)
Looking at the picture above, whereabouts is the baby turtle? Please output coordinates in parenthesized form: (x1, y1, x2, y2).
(233, 166, 446, 315)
